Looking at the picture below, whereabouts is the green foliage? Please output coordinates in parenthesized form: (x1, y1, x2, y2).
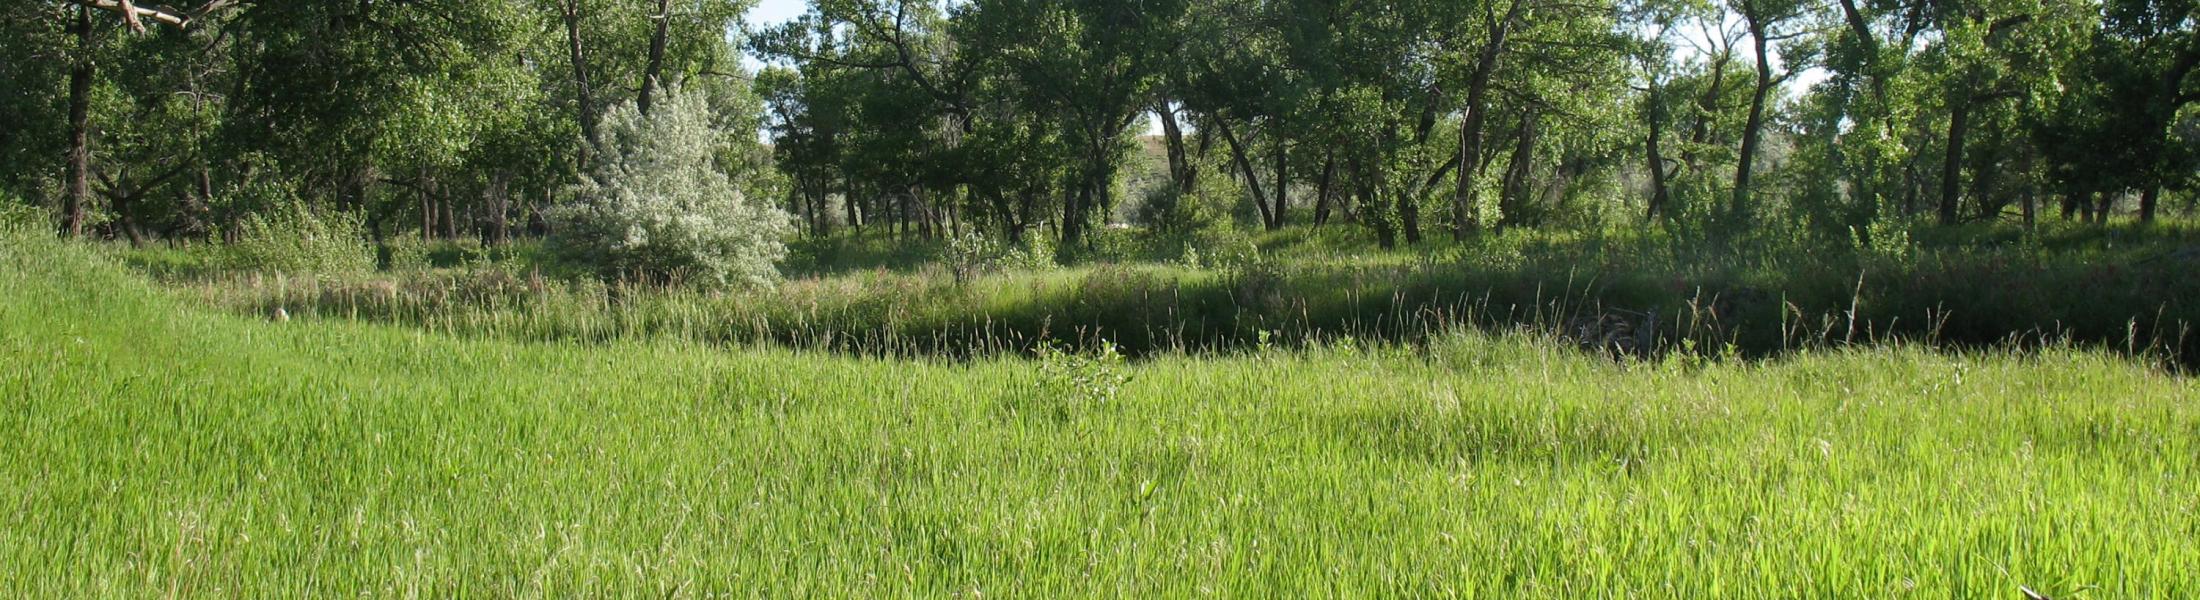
(0, 198, 40, 235)
(943, 230, 1056, 281)
(1032, 340, 1130, 420)
(1849, 210, 1918, 266)
(1132, 181, 1235, 234)
(219, 200, 374, 279)
(382, 237, 436, 273)
(549, 87, 792, 289)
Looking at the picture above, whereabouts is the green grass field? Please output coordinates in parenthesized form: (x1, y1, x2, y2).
(4, 229, 2198, 596)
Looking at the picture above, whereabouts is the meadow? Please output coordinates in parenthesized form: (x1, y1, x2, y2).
(5, 221, 2199, 597)
(12, 0, 2200, 594)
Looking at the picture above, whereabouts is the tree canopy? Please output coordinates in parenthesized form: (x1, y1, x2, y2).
(3, 0, 2196, 250)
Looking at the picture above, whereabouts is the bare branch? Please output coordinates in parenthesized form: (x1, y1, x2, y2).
(64, 0, 189, 30)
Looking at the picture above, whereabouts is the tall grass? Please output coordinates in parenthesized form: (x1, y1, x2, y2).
(148, 223, 2200, 365)
(4, 218, 2197, 595)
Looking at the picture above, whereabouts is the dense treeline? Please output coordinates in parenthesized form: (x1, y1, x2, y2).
(1, 0, 767, 246)
(754, 0, 2200, 248)
(1, 0, 2195, 251)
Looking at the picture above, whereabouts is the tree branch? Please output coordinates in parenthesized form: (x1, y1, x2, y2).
(64, 0, 188, 31)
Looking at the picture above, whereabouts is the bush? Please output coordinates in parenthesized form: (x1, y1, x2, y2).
(1133, 174, 1236, 234)
(384, 237, 435, 272)
(1849, 210, 1918, 266)
(549, 86, 791, 289)
(1033, 340, 1130, 420)
(0, 198, 41, 236)
(221, 198, 375, 278)
(944, 231, 1055, 281)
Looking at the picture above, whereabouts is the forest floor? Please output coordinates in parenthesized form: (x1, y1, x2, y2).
(4, 225, 2198, 595)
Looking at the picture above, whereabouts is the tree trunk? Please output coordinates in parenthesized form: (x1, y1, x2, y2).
(1645, 90, 1672, 221)
(63, 6, 95, 238)
(637, 0, 671, 116)
(108, 176, 145, 246)
(443, 180, 458, 239)
(845, 180, 861, 232)
(1938, 96, 1969, 226)
(2021, 186, 2036, 227)
(561, 0, 599, 147)
(1016, 187, 1036, 243)
(1970, 131, 2003, 222)
(1214, 117, 1273, 227)
(190, 163, 214, 236)
(1733, 17, 1774, 220)
(1314, 150, 1336, 226)
(1064, 178, 1090, 248)
(1900, 162, 1921, 215)
(485, 171, 511, 244)
(1683, 43, 1733, 171)
(1352, 156, 1394, 249)
(1400, 184, 1422, 244)
(1451, 0, 1527, 240)
(1157, 103, 1195, 193)
(1270, 135, 1288, 229)
(816, 177, 833, 236)
(2139, 185, 2161, 223)
(1094, 156, 1118, 235)
(419, 169, 436, 242)
(1500, 110, 1540, 226)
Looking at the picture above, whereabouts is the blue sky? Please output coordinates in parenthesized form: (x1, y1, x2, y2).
(750, 0, 807, 27)
(740, 0, 806, 72)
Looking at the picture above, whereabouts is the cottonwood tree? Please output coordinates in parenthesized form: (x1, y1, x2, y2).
(1723, 0, 1812, 220)
(2046, 0, 2200, 223)
(965, 0, 1189, 248)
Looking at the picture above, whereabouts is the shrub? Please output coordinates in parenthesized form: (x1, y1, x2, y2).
(1849, 210, 1918, 266)
(1034, 340, 1130, 420)
(0, 198, 41, 236)
(384, 237, 435, 272)
(221, 197, 375, 278)
(944, 231, 1055, 281)
(549, 86, 791, 289)
(1134, 174, 1236, 234)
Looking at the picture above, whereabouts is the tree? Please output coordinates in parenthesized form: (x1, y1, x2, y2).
(2071, 0, 2200, 223)
(1727, 0, 1808, 220)
(967, 0, 1189, 248)
(551, 87, 791, 288)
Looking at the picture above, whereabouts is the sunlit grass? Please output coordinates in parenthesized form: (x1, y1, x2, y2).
(4, 230, 2197, 596)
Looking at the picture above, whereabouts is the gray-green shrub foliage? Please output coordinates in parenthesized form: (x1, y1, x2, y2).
(550, 86, 791, 289)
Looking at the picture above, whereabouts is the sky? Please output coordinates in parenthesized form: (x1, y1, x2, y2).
(741, 0, 807, 71)
(749, 0, 808, 28)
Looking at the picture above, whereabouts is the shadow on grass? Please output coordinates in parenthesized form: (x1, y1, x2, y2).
(150, 222, 2200, 368)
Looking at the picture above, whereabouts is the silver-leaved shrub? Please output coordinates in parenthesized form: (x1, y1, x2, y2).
(550, 86, 790, 289)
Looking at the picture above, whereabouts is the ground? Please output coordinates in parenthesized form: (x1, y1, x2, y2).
(2, 227, 2196, 596)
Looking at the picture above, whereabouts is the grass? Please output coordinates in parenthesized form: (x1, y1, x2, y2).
(5, 225, 2200, 596)
(133, 221, 2200, 365)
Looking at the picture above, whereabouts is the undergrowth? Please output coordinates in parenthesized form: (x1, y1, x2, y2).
(128, 222, 2200, 366)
